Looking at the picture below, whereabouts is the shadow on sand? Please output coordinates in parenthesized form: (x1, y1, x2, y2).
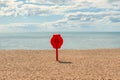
(58, 60, 72, 64)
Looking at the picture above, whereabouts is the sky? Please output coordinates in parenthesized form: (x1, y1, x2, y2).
(0, 0, 120, 32)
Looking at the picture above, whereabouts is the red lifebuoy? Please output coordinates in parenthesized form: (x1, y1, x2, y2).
(50, 34, 63, 49)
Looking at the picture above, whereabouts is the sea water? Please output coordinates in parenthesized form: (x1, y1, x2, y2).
(0, 32, 120, 50)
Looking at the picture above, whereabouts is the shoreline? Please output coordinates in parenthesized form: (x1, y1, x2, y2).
(0, 48, 120, 50)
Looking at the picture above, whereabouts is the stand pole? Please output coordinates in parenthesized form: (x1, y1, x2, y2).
(56, 48, 58, 61)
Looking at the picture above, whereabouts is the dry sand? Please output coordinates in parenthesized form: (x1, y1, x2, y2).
(0, 49, 120, 80)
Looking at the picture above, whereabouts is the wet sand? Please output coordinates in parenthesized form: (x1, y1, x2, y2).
(0, 49, 120, 80)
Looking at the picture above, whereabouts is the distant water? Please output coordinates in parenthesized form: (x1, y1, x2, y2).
(0, 32, 120, 50)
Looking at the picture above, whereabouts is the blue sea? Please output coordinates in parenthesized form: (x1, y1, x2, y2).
(0, 32, 120, 50)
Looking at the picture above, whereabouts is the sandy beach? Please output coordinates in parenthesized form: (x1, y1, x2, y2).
(0, 49, 120, 80)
